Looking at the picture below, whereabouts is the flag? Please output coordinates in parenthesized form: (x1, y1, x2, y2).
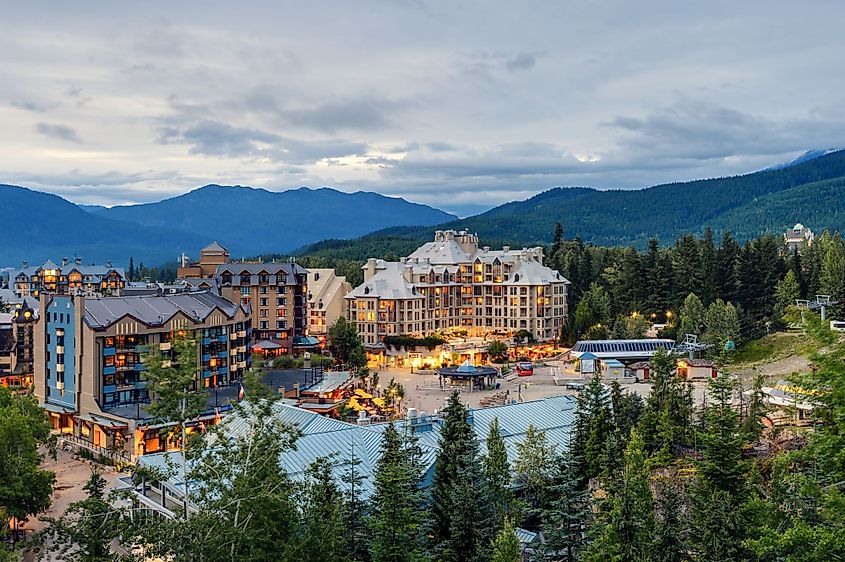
(238, 383, 245, 400)
(213, 407, 221, 425)
(199, 420, 206, 433)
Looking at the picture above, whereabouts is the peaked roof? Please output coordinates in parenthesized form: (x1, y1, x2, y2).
(201, 241, 228, 253)
(83, 291, 247, 329)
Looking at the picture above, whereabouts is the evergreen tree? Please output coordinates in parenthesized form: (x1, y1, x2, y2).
(429, 391, 490, 562)
(490, 517, 521, 562)
(690, 375, 751, 561)
(128, 256, 135, 281)
(370, 424, 425, 562)
(484, 417, 517, 532)
(541, 449, 591, 561)
(551, 222, 564, 257)
(513, 425, 557, 516)
(294, 457, 348, 562)
(574, 374, 613, 480)
(774, 269, 800, 317)
(43, 468, 120, 562)
(742, 373, 768, 443)
(673, 234, 704, 307)
(651, 477, 689, 562)
(583, 430, 655, 562)
(678, 293, 705, 340)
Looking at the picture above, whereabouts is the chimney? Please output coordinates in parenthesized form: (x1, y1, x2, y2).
(403, 264, 414, 283)
(22, 261, 28, 269)
(483, 246, 490, 253)
(106, 260, 112, 268)
(75, 257, 82, 265)
(502, 246, 510, 253)
(364, 258, 378, 282)
(62, 257, 68, 267)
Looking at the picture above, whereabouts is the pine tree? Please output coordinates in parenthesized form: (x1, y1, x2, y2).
(484, 417, 517, 532)
(651, 477, 689, 562)
(541, 449, 591, 561)
(294, 457, 348, 562)
(490, 517, 521, 562)
(583, 430, 655, 561)
(128, 256, 135, 281)
(429, 391, 490, 562)
(513, 425, 557, 516)
(690, 375, 751, 561)
(44, 468, 120, 562)
(552, 222, 564, 258)
(574, 374, 613, 480)
(370, 424, 425, 562)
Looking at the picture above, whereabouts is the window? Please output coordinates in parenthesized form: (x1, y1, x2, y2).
(260, 286, 268, 295)
(277, 297, 286, 307)
(259, 321, 269, 329)
(259, 298, 268, 306)
(260, 309, 268, 318)
(240, 287, 250, 296)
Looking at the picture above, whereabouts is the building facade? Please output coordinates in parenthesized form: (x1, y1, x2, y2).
(784, 223, 815, 253)
(345, 230, 570, 347)
(0, 300, 37, 389)
(216, 262, 309, 352)
(176, 241, 231, 279)
(307, 269, 351, 343)
(13, 258, 125, 298)
(33, 291, 251, 458)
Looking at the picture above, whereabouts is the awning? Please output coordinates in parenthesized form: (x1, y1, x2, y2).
(252, 339, 284, 351)
(293, 336, 320, 348)
(43, 402, 75, 415)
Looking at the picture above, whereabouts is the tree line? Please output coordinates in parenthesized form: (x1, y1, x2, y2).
(551, 224, 845, 345)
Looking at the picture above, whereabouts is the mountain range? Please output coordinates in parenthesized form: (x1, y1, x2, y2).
(0, 185, 455, 267)
(3, 149, 845, 268)
(295, 149, 845, 259)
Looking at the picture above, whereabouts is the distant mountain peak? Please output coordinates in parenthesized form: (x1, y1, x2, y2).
(766, 148, 843, 171)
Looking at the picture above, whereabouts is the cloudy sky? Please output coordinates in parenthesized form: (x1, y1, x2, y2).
(2, 1, 843, 216)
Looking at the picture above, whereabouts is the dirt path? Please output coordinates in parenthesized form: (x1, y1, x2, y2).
(732, 353, 813, 383)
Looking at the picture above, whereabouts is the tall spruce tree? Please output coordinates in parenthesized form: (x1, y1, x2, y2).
(429, 391, 491, 562)
(541, 448, 591, 561)
(295, 457, 348, 562)
(490, 517, 521, 562)
(484, 417, 517, 532)
(690, 375, 751, 561)
(370, 424, 425, 562)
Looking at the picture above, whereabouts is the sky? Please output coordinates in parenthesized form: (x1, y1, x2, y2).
(2, 1, 844, 217)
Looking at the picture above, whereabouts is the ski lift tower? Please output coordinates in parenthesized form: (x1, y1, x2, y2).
(797, 294, 839, 322)
(674, 334, 713, 360)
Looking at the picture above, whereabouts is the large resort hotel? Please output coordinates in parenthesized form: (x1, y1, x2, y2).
(345, 229, 570, 348)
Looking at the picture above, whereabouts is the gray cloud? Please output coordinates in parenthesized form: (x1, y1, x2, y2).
(505, 52, 536, 71)
(0, 1, 843, 216)
(35, 123, 82, 143)
(157, 119, 369, 164)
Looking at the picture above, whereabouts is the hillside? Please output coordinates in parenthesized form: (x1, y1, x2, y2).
(85, 185, 456, 258)
(0, 184, 208, 267)
(298, 149, 845, 255)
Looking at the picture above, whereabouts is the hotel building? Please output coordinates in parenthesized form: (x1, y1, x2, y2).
(33, 291, 251, 458)
(307, 268, 352, 343)
(345, 230, 569, 347)
(12, 258, 125, 298)
(217, 262, 310, 352)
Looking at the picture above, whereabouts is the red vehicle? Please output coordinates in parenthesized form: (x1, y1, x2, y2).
(516, 361, 534, 376)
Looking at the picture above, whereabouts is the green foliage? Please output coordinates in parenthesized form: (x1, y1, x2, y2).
(483, 418, 518, 533)
(585, 430, 655, 562)
(383, 335, 446, 351)
(541, 449, 591, 561)
(142, 331, 205, 428)
(130, 400, 300, 562)
(512, 425, 557, 514)
(294, 457, 349, 562)
(43, 468, 122, 562)
(369, 424, 426, 562)
(486, 340, 508, 362)
(678, 292, 705, 339)
(328, 317, 368, 375)
(429, 391, 491, 562)
(573, 374, 613, 480)
(0, 387, 55, 528)
(610, 313, 649, 339)
(490, 517, 521, 562)
(638, 348, 694, 461)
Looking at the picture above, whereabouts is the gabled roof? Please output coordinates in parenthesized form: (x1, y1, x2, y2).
(83, 291, 247, 330)
(347, 262, 421, 300)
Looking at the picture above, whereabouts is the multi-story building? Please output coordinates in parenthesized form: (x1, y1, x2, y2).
(0, 299, 37, 389)
(33, 291, 251, 458)
(176, 241, 231, 279)
(307, 269, 351, 343)
(217, 261, 309, 352)
(346, 230, 569, 347)
(784, 223, 815, 253)
(13, 258, 125, 298)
